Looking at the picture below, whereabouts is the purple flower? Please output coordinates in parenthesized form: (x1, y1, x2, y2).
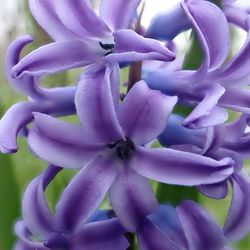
(11, 0, 175, 79)
(159, 114, 250, 240)
(145, 0, 250, 128)
(15, 165, 129, 250)
(0, 36, 76, 153)
(27, 63, 234, 231)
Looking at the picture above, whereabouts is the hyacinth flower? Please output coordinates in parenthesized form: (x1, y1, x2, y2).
(159, 114, 250, 241)
(25, 62, 235, 233)
(15, 165, 129, 250)
(145, 0, 250, 129)
(10, 0, 175, 79)
(0, 35, 76, 154)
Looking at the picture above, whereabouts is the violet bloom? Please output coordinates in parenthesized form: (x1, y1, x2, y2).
(15, 165, 129, 250)
(145, 0, 250, 128)
(0, 36, 76, 154)
(159, 114, 250, 241)
(27, 63, 234, 231)
(11, 0, 175, 79)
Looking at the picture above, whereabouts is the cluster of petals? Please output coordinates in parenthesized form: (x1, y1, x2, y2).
(1, 0, 250, 249)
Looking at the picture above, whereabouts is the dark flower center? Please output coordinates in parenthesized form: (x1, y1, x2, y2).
(99, 42, 115, 56)
(107, 137, 135, 160)
(44, 231, 70, 250)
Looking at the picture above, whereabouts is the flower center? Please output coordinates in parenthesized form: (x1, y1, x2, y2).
(107, 137, 135, 160)
(99, 42, 115, 56)
(44, 232, 70, 250)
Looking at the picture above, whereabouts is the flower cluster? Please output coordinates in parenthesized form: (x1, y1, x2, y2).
(2, 0, 250, 249)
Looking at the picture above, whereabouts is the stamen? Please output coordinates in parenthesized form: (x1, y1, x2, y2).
(107, 138, 135, 160)
(99, 42, 115, 50)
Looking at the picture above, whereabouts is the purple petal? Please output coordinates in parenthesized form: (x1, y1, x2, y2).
(183, 83, 227, 128)
(28, 113, 104, 168)
(145, 204, 188, 249)
(15, 241, 45, 250)
(219, 87, 250, 113)
(72, 219, 129, 250)
(29, 0, 82, 41)
(176, 200, 226, 250)
(6, 35, 44, 99)
(105, 29, 175, 63)
(12, 40, 101, 78)
(109, 167, 158, 231)
(146, 3, 190, 40)
(15, 221, 47, 249)
(158, 114, 206, 149)
(6, 37, 77, 101)
(22, 165, 62, 237)
(186, 106, 228, 129)
(202, 125, 225, 155)
(0, 89, 75, 154)
(55, 155, 117, 233)
(198, 181, 228, 199)
(224, 5, 250, 31)
(181, 0, 230, 70)
(137, 219, 184, 250)
(131, 147, 234, 186)
(211, 148, 243, 173)
(100, 0, 141, 30)
(75, 64, 123, 143)
(118, 81, 177, 145)
(209, 24, 250, 82)
(224, 172, 250, 241)
(224, 114, 249, 143)
(52, 0, 111, 38)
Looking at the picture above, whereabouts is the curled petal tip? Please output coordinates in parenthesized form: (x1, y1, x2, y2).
(0, 145, 18, 154)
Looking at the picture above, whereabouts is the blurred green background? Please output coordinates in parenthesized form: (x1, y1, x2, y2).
(0, 0, 250, 249)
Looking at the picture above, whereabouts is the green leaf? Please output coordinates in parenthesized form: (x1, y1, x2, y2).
(0, 154, 20, 250)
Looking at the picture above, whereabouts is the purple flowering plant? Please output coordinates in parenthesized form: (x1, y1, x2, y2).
(1, 0, 250, 249)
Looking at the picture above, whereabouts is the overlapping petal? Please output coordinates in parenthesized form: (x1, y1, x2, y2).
(158, 114, 206, 148)
(6, 35, 43, 99)
(52, 0, 111, 38)
(105, 29, 175, 63)
(224, 5, 250, 31)
(182, 83, 227, 129)
(176, 201, 226, 250)
(15, 221, 47, 250)
(131, 147, 234, 186)
(100, 0, 141, 31)
(29, 0, 82, 41)
(55, 155, 118, 233)
(181, 0, 230, 71)
(224, 172, 250, 241)
(137, 219, 184, 250)
(118, 81, 177, 145)
(12, 40, 101, 78)
(72, 219, 129, 250)
(0, 89, 75, 154)
(147, 3, 190, 40)
(22, 165, 61, 237)
(209, 17, 250, 83)
(144, 204, 188, 249)
(198, 181, 228, 199)
(109, 167, 158, 232)
(75, 64, 123, 143)
(28, 113, 104, 168)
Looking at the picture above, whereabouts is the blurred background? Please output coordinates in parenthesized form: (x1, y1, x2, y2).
(0, 0, 250, 249)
